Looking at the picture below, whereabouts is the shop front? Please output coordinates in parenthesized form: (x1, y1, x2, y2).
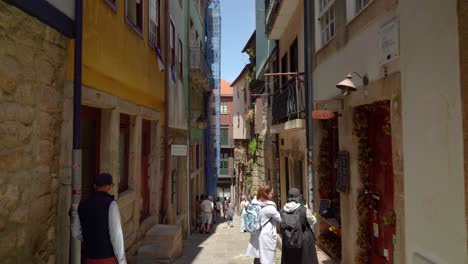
(314, 73, 404, 264)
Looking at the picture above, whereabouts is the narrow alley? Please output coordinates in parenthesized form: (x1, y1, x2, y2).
(1, 0, 468, 263)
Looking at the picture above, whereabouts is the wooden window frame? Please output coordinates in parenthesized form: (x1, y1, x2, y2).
(119, 114, 130, 193)
(104, 0, 118, 12)
(125, 0, 144, 37)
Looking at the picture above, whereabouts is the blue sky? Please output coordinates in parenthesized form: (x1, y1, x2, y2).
(220, 0, 255, 84)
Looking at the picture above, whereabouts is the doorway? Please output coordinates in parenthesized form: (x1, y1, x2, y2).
(80, 106, 101, 199)
(140, 120, 151, 222)
(367, 102, 395, 264)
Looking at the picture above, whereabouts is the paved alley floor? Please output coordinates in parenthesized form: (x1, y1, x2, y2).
(173, 219, 336, 264)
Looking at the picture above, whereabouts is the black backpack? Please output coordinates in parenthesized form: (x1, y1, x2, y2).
(280, 207, 303, 248)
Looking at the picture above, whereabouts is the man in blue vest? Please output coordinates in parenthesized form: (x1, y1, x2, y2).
(72, 173, 126, 264)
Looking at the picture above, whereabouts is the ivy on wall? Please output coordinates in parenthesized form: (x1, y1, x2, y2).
(353, 101, 391, 264)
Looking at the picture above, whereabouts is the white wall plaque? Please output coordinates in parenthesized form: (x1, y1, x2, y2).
(379, 17, 399, 65)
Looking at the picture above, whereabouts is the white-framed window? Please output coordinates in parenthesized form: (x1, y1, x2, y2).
(148, 0, 161, 48)
(355, 0, 370, 14)
(220, 102, 228, 114)
(319, 0, 332, 12)
(125, 0, 144, 36)
(319, 1, 335, 46)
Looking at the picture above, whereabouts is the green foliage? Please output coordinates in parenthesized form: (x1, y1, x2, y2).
(248, 137, 257, 157)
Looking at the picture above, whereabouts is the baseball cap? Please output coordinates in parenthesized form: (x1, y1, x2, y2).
(95, 173, 114, 187)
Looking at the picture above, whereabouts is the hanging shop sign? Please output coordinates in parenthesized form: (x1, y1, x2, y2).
(337, 151, 350, 192)
(312, 109, 335, 120)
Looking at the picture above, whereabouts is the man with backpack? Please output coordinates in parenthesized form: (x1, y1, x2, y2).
(280, 188, 319, 264)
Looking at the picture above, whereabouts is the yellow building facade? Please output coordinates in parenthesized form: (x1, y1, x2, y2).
(66, 0, 166, 111)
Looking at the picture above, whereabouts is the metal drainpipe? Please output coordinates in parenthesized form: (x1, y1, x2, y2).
(304, 0, 316, 211)
(185, 0, 191, 236)
(160, 0, 170, 224)
(70, 0, 83, 263)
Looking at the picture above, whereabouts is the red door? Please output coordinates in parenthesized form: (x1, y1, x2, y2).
(140, 120, 151, 222)
(367, 103, 395, 264)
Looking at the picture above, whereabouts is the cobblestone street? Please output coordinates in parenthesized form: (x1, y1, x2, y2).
(173, 218, 336, 264)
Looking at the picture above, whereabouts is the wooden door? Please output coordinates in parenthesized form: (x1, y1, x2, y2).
(140, 120, 151, 222)
(367, 103, 395, 264)
(80, 106, 101, 199)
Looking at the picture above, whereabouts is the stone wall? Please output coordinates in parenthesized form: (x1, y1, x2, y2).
(0, 2, 68, 263)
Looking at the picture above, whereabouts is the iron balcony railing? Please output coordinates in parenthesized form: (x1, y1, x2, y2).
(190, 47, 212, 81)
(271, 73, 305, 125)
(265, 0, 281, 34)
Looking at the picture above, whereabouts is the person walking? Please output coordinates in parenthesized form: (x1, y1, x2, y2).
(239, 195, 249, 232)
(216, 197, 222, 220)
(280, 188, 319, 264)
(226, 202, 235, 227)
(200, 195, 214, 233)
(245, 195, 261, 264)
(71, 173, 126, 264)
(246, 185, 281, 264)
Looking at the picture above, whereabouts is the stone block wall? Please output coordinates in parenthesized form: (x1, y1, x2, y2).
(0, 2, 68, 263)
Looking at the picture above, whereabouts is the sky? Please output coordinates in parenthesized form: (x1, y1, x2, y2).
(220, 0, 256, 84)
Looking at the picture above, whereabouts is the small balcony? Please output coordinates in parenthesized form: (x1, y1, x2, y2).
(265, 0, 300, 39)
(271, 74, 306, 132)
(190, 47, 211, 91)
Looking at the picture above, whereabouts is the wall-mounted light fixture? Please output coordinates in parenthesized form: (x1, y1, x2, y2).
(195, 113, 207, 129)
(336, 72, 369, 96)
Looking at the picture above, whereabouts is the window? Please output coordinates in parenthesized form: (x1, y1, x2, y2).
(220, 151, 229, 175)
(319, 0, 332, 12)
(237, 113, 240, 128)
(281, 53, 288, 87)
(149, 0, 161, 48)
(289, 39, 298, 73)
(272, 57, 279, 94)
(196, 144, 200, 169)
(237, 86, 239, 98)
(104, 0, 117, 11)
(119, 114, 130, 193)
(356, 0, 370, 13)
(220, 102, 228, 114)
(170, 20, 175, 66)
(178, 38, 183, 78)
(220, 127, 229, 146)
(319, 2, 335, 45)
(126, 0, 143, 35)
(171, 169, 177, 204)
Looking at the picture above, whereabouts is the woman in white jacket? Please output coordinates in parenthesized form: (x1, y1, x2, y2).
(256, 185, 282, 264)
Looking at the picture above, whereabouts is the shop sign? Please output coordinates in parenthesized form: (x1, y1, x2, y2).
(171, 144, 187, 156)
(337, 151, 349, 192)
(312, 109, 335, 120)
